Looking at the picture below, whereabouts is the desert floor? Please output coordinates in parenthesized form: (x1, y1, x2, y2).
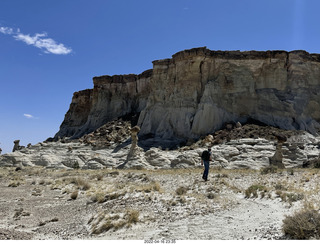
(0, 166, 319, 240)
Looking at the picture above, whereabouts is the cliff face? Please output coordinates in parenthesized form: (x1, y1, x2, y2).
(56, 89, 93, 138)
(55, 70, 152, 139)
(55, 47, 320, 141)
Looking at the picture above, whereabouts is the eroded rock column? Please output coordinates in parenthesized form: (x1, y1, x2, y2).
(13, 140, 21, 152)
(269, 134, 287, 168)
(128, 126, 140, 158)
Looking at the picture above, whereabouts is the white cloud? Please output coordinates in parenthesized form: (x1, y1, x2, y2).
(23, 114, 34, 119)
(23, 114, 38, 119)
(0, 26, 72, 55)
(0, 26, 14, 34)
(14, 32, 72, 55)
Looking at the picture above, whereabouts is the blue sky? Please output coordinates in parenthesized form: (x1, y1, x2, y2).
(0, 0, 319, 153)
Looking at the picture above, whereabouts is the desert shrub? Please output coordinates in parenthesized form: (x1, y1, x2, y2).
(314, 161, 320, 168)
(39, 179, 46, 185)
(216, 173, 228, 178)
(245, 184, 267, 198)
(91, 192, 106, 203)
(90, 210, 139, 235)
(73, 161, 80, 169)
(69, 177, 91, 191)
(92, 221, 113, 234)
(8, 181, 20, 187)
(285, 193, 304, 204)
(176, 186, 188, 195)
(287, 168, 295, 175)
(70, 190, 79, 200)
(207, 186, 219, 193)
(260, 166, 278, 175)
(276, 190, 284, 198)
(275, 183, 287, 191)
(177, 196, 187, 204)
(127, 209, 139, 224)
(136, 181, 161, 193)
(207, 193, 215, 199)
(105, 192, 124, 201)
(275, 190, 304, 204)
(282, 209, 320, 239)
(170, 200, 177, 206)
(96, 174, 103, 181)
(215, 166, 223, 171)
(152, 182, 161, 192)
(109, 171, 120, 177)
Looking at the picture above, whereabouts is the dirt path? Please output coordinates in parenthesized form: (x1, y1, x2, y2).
(149, 196, 290, 240)
(96, 194, 294, 240)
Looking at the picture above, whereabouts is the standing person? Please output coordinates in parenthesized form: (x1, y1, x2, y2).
(201, 147, 212, 181)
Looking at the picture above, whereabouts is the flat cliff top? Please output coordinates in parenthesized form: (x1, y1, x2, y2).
(153, 46, 320, 64)
(93, 69, 153, 84)
(92, 47, 320, 83)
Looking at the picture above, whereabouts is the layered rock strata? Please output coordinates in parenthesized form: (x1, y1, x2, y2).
(55, 47, 320, 142)
(55, 70, 152, 139)
(0, 127, 318, 170)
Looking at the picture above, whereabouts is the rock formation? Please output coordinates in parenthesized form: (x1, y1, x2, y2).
(269, 142, 285, 168)
(55, 70, 152, 139)
(1, 122, 319, 169)
(56, 47, 320, 144)
(128, 125, 140, 156)
(269, 133, 287, 168)
(12, 140, 24, 152)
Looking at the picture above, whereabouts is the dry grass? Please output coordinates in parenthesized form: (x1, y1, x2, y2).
(283, 208, 320, 239)
(89, 209, 140, 235)
(127, 180, 162, 194)
(8, 181, 21, 187)
(68, 177, 91, 190)
(126, 209, 139, 224)
(244, 184, 267, 198)
(260, 166, 278, 175)
(176, 186, 188, 195)
(90, 191, 106, 203)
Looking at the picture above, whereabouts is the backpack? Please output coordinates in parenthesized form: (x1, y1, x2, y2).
(201, 150, 210, 161)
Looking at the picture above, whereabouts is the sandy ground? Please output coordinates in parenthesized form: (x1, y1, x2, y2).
(0, 166, 318, 240)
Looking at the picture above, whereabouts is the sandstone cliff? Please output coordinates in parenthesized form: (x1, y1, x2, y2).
(55, 69, 152, 139)
(55, 47, 320, 142)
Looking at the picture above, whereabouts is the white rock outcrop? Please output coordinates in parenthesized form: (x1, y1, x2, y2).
(1, 132, 319, 170)
(56, 47, 320, 143)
